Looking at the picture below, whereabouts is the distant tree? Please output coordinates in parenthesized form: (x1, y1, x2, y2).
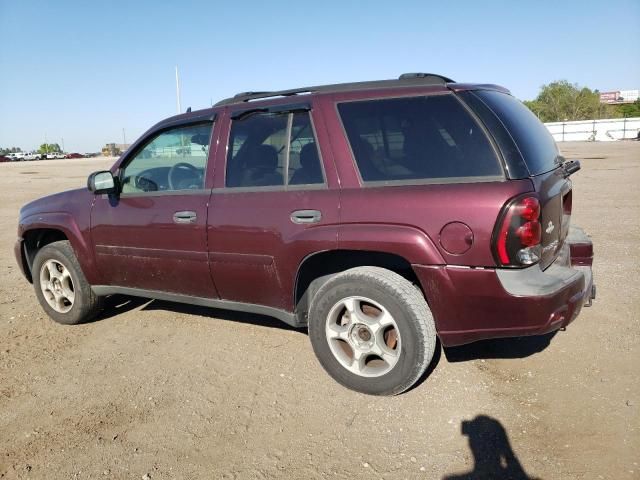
(524, 80, 620, 122)
(523, 99, 540, 115)
(614, 100, 640, 118)
(38, 143, 62, 154)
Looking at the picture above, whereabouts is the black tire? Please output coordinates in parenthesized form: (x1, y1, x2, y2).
(308, 266, 437, 395)
(32, 240, 102, 325)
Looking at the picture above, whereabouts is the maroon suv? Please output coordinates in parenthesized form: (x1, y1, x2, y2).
(15, 73, 595, 395)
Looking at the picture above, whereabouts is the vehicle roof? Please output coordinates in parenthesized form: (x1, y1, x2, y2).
(213, 73, 455, 106)
(153, 73, 510, 130)
(213, 73, 510, 107)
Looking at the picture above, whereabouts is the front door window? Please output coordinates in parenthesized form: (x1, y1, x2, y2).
(121, 123, 213, 193)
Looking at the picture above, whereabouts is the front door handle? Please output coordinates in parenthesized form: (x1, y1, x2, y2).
(173, 211, 197, 224)
(290, 209, 322, 224)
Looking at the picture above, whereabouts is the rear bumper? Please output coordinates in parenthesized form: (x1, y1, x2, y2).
(414, 226, 595, 347)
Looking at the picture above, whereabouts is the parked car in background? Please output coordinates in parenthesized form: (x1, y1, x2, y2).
(14, 73, 595, 395)
(65, 153, 84, 159)
(0, 155, 10, 162)
(7, 152, 24, 161)
(23, 152, 42, 161)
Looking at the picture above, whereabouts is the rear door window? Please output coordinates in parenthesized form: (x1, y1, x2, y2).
(226, 113, 287, 188)
(288, 112, 324, 185)
(472, 90, 559, 175)
(226, 111, 324, 188)
(337, 94, 502, 183)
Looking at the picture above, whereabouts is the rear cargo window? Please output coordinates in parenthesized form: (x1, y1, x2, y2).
(473, 90, 559, 176)
(337, 95, 502, 183)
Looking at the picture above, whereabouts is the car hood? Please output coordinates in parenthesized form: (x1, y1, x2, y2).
(20, 188, 93, 220)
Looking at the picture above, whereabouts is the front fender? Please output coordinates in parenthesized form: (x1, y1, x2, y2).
(19, 212, 100, 284)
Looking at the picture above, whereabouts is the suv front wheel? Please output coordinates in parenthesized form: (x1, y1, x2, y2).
(308, 267, 436, 395)
(32, 240, 102, 325)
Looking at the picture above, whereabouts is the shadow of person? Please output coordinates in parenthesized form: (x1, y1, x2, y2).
(443, 415, 539, 480)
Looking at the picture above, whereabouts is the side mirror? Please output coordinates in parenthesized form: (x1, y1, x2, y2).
(88, 170, 117, 194)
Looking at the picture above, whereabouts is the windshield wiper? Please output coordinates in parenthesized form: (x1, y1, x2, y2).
(561, 159, 581, 177)
(554, 155, 581, 177)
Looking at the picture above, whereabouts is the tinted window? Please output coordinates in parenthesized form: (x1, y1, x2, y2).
(288, 112, 323, 185)
(226, 113, 287, 187)
(338, 95, 502, 183)
(474, 90, 559, 175)
(121, 123, 212, 193)
(226, 111, 323, 188)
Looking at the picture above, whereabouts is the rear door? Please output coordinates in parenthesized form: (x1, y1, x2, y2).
(207, 106, 340, 312)
(470, 90, 571, 269)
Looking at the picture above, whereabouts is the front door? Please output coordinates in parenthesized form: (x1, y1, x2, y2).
(91, 121, 218, 298)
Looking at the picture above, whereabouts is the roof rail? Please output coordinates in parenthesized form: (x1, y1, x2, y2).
(215, 73, 455, 107)
(398, 72, 455, 83)
(233, 91, 272, 98)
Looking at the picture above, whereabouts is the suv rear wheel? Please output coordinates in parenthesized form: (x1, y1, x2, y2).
(308, 267, 436, 395)
(32, 240, 102, 325)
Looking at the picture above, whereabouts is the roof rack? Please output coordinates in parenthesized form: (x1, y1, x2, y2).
(233, 91, 271, 98)
(214, 73, 455, 107)
(398, 72, 455, 82)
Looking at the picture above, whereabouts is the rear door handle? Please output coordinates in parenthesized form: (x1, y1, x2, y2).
(173, 211, 197, 224)
(290, 209, 322, 224)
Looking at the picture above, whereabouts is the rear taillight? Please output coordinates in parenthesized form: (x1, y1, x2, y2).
(493, 195, 542, 267)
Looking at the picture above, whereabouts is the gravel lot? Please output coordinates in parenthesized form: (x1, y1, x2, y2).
(0, 142, 638, 479)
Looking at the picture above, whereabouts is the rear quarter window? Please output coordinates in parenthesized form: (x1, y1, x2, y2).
(473, 90, 559, 176)
(337, 94, 503, 183)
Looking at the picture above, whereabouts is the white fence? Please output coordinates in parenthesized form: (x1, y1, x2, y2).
(544, 117, 640, 142)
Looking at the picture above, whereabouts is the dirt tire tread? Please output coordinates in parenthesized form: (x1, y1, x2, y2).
(308, 266, 436, 395)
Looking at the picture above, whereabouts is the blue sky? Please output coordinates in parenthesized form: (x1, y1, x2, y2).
(1, 0, 638, 153)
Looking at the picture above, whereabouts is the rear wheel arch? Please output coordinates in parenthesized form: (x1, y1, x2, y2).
(294, 249, 423, 322)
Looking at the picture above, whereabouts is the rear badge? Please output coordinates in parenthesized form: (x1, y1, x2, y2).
(545, 221, 555, 234)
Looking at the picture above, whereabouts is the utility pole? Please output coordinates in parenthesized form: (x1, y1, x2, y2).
(122, 128, 126, 147)
(175, 65, 182, 114)
(61, 137, 65, 153)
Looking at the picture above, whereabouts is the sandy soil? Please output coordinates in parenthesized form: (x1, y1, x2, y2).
(0, 144, 638, 480)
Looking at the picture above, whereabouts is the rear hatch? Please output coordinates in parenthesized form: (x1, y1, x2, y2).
(468, 89, 573, 269)
(529, 170, 572, 268)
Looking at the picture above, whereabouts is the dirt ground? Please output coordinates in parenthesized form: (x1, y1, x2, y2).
(0, 142, 638, 480)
